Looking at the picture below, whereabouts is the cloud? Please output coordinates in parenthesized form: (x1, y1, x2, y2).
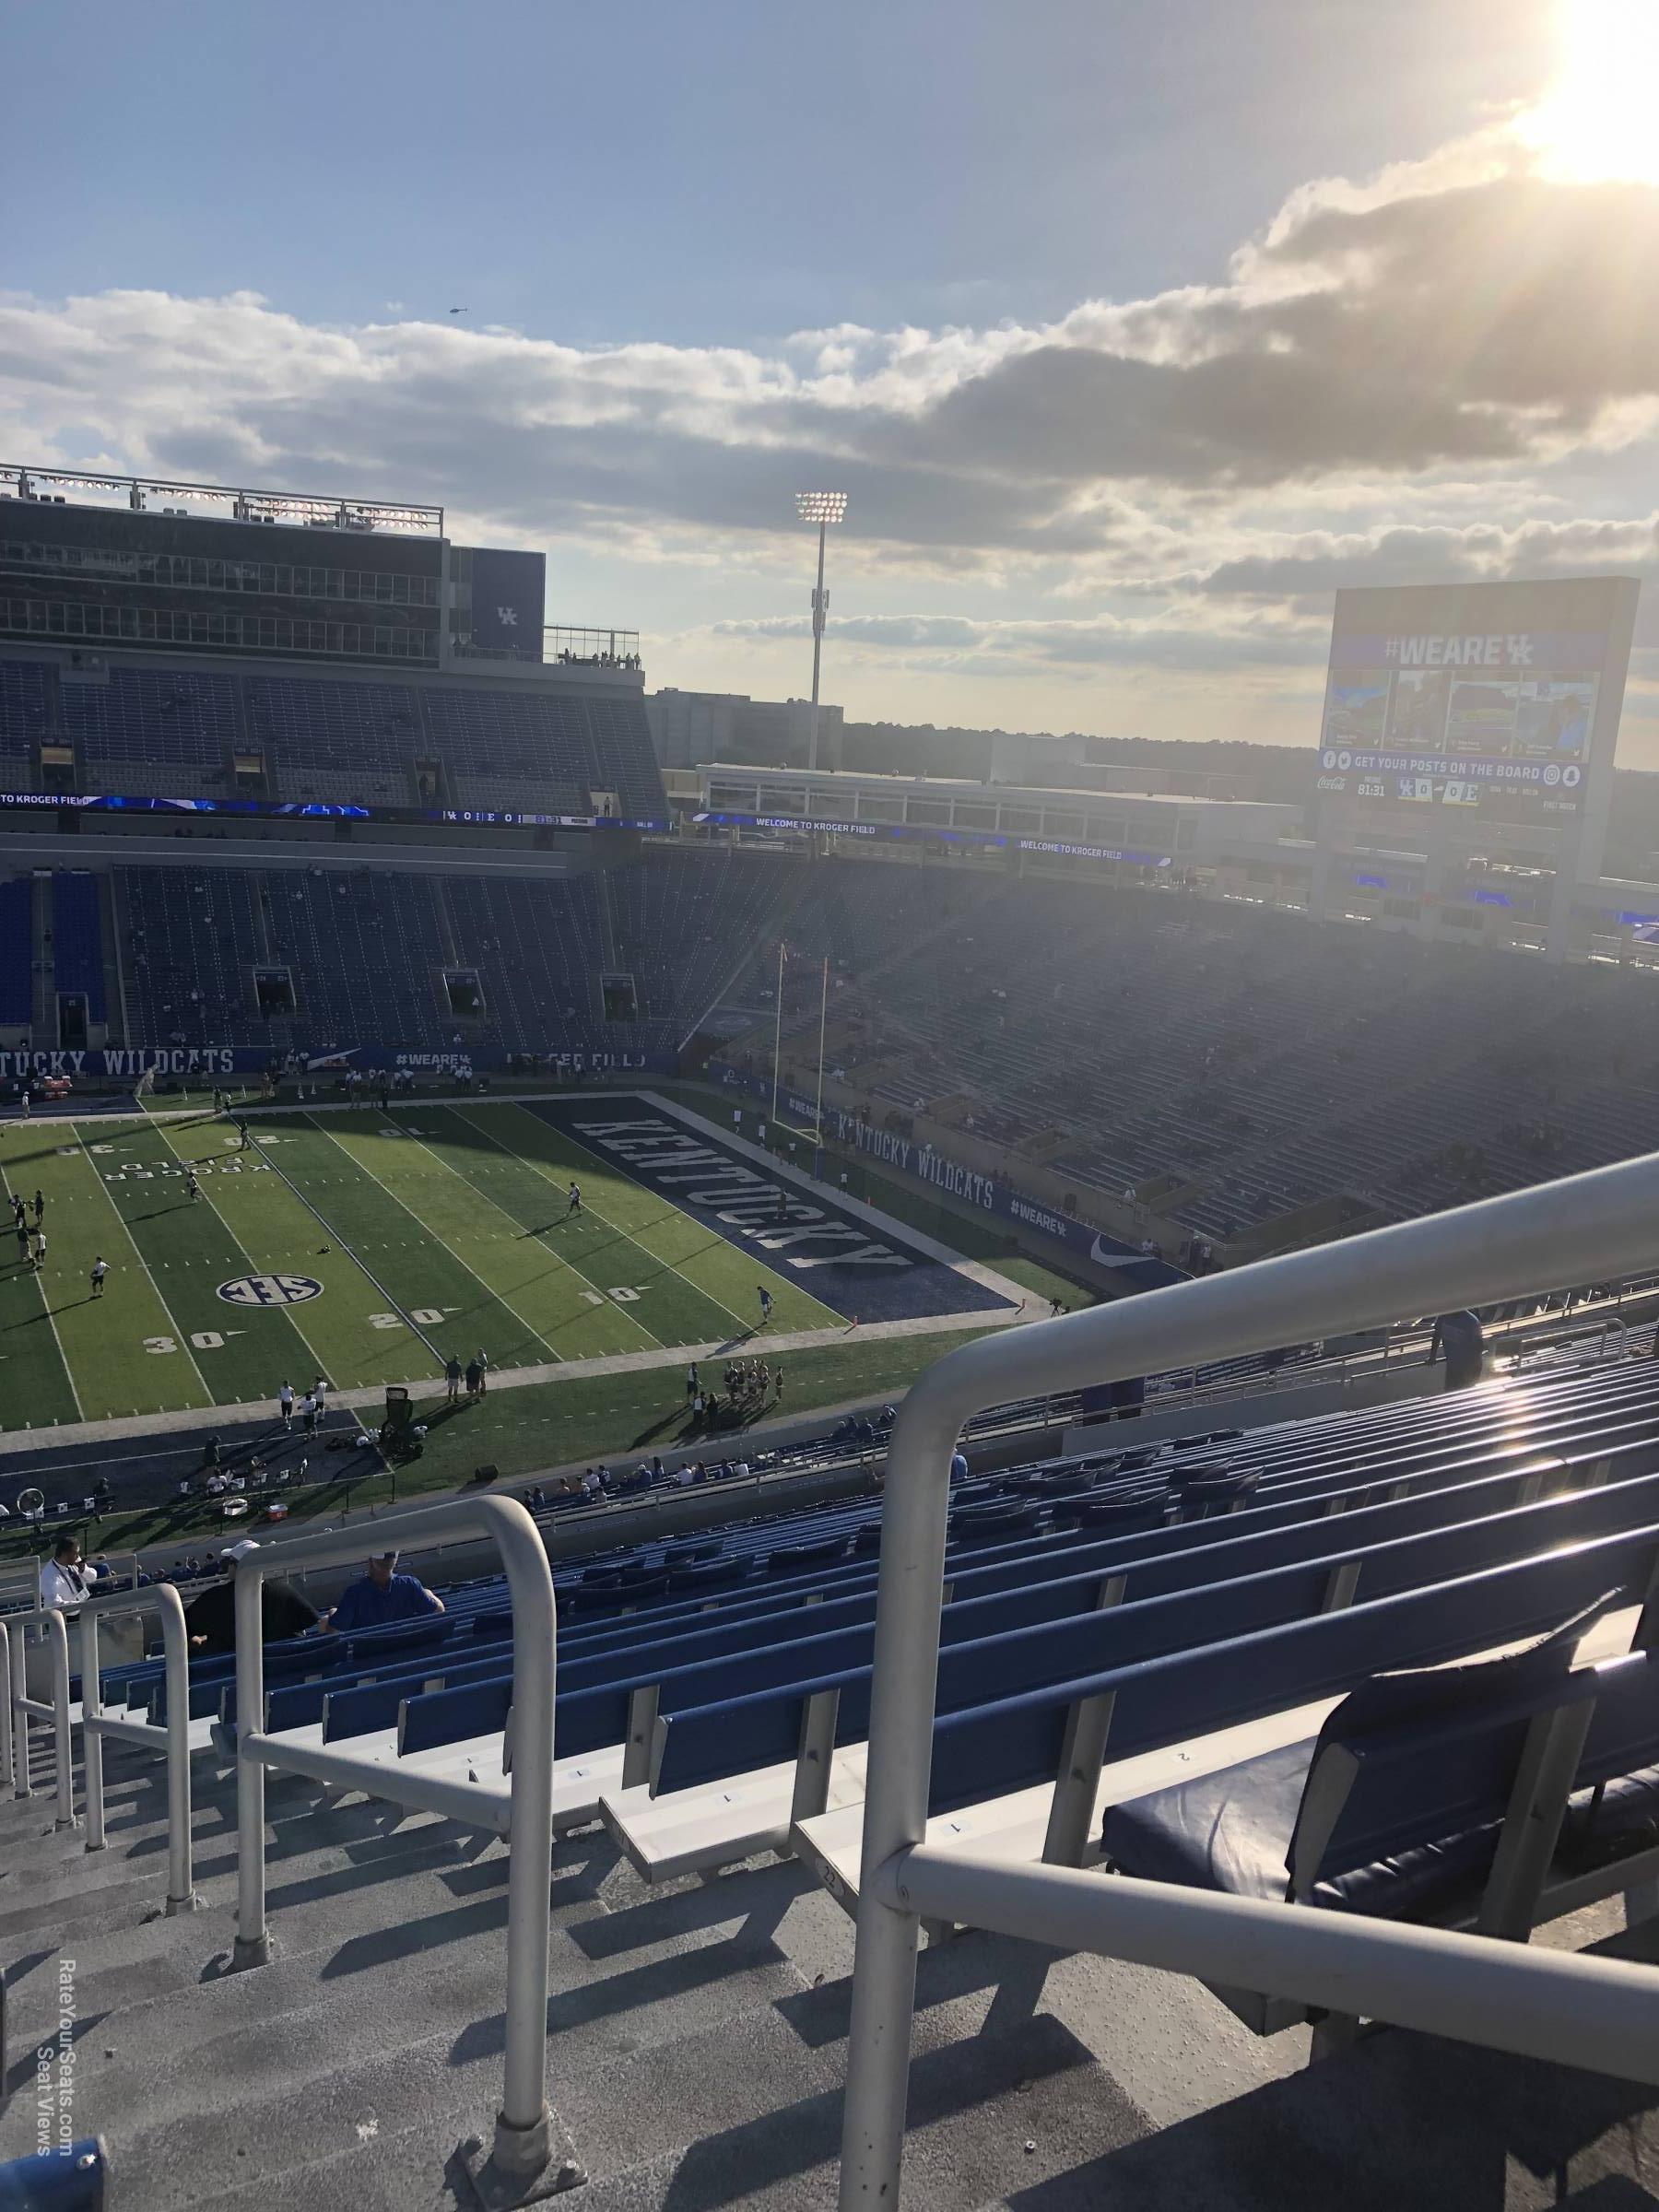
(2, 125, 1658, 726)
(4, 149, 1659, 560)
(708, 608, 1320, 677)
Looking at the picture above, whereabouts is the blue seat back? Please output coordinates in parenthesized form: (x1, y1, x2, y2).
(398, 1675, 512, 1755)
(924, 1521, 1659, 1817)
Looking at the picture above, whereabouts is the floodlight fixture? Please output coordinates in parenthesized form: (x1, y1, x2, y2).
(794, 493, 850, 771)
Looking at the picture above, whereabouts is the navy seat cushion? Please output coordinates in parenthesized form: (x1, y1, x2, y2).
(1103, 1589, 1621, 1920)
(1103, 1739, 1313, 1902)
(1558, 1768, 1659, 1875)
(1312, 1588, 1619, 1747)
(1102, 1741, 1515, 1922)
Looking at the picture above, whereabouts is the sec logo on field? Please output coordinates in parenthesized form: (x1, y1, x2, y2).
(217, 1274, 324, 1308)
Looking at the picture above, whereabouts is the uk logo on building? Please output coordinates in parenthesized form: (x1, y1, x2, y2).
(217, 1274, 324, 1308)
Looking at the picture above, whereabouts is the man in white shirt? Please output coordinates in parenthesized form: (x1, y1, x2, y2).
(39, 1535, 90, 1611)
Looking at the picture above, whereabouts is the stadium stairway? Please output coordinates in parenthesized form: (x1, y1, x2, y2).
(11, 1360, 1659, 2205)
(6, 1712, 1659, 2206)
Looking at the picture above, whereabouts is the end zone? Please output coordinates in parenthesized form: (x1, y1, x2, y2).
(527, 1090, 1028, 1324)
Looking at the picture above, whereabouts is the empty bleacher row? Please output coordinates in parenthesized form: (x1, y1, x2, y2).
(765, 869, 1659, 1240)
(88, 1356, 1659, 1895)
(0, 653, 667, 818)
(107, 848, 960, 1054)
(12, 1319, 1659, 2203)
(0, 866, 106, 1037)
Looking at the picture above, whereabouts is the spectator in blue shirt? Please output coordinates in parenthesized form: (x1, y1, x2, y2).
(323, 1550, 444, 1632)
(949, 1449, 970, 1484)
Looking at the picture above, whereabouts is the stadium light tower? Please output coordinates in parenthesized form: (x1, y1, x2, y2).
(794, 491, 847, 772)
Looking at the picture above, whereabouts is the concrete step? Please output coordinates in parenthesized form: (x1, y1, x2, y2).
(0, 1829, 522, 2050)
(66, 1923, 806, 2158)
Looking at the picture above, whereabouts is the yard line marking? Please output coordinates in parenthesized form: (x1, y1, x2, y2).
(202, 1121, 447, 1371)
(458, 1101, 778, 1341)
(0, 1159, 84, 1422)
(367, 1111, 663, 1358)
(71, 1125, 214, 1402)
(296, 1114, 566, 1364)
(151, 1122, 335, 1395)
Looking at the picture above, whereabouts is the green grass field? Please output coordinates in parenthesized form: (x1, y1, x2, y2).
(0, 1100, 866, 1428)
(0, 1088, 1100, 1559)
(0, 1095, 1030, 1430)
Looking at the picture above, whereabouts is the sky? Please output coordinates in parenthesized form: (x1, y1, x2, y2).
(5, 0, 1659, 758)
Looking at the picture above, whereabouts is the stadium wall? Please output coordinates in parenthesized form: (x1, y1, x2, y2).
(0, 1042, 674, 1083)
(705, 1060, 1186, 1292)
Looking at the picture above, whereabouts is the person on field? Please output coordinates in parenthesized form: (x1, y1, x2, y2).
(278, 1380, 294, 1428)
(30, 1190, 41, 1227)
(566, 1182, 582, 1217)
(475, 1347, 489, 1395)
(446, 1353, 463, 1401)
(90, 1255, 108, 1297)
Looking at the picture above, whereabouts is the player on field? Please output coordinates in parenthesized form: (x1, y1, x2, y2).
(757, 1285, 773, 1327)
(9, 1195, 23, 1230)
(90, 1255, 107, 1298)
(475, 1347, 490, 1394)
(14, 1221, 28, 1265)
(185, 1167, 201, 1202)
(278, 1381, 294, 1428)
(31, 1190, 43, 1227)
(446, 1354, 463, 1401)
(32, 1228, 46, 1271)
(236, 1116, 251, 1150)
(566, 1181, 582, 1217)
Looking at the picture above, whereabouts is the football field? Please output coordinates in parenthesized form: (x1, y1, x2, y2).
(0, 1093, 1014, 1430)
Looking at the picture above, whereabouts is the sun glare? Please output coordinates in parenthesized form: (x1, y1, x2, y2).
(1524, 0, 1659, 184)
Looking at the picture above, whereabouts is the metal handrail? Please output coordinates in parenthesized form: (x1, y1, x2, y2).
(77, 1583, 198, 1913)
(838, 1149, 1659, 2208)
(229, 1494, 561, 2193)
(6, 1606, 75, 1826)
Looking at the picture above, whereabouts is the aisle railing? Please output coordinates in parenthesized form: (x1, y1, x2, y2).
(838, 1149, 1659, 2209)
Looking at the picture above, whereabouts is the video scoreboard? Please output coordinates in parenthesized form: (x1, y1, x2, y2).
(1314, 578, 1639, 829)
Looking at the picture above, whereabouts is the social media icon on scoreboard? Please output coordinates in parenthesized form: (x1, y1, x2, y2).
(1542, 763, 1561, 787)
(1562, 765, 1582, 787)
(1336, 750, 1352, 772)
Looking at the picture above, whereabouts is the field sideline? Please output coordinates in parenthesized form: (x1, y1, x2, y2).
(0, 1093, 1023, 1433)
